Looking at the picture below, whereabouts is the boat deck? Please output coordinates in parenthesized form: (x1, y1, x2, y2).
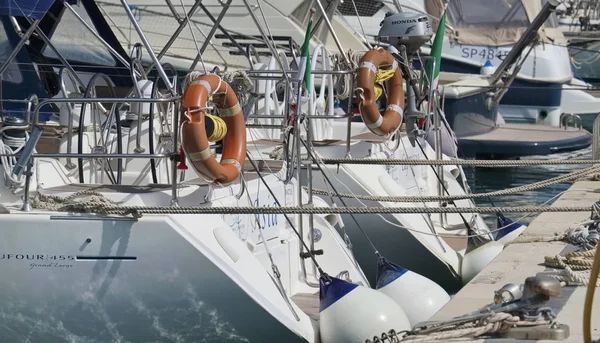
(431, 181, 600, 342)
(292, 292, 320, 321)
(458, 123, 592, 158)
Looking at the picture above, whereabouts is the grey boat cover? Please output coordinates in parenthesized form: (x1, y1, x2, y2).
(424, 0, 566, 46)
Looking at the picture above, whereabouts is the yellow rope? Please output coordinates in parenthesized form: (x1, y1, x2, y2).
(206, 113, 228, 142)
(584, 242, 600, 342)
(373, 68, 396, 101)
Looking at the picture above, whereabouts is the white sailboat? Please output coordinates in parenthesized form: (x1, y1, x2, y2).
(0, 0, 464, 341)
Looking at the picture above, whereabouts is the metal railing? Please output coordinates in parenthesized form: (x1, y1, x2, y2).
(560, 113, 583, 130)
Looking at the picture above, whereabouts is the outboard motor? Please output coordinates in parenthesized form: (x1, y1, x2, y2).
(377, 11, 433, 57)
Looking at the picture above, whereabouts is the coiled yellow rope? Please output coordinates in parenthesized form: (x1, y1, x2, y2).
(206, 113, 227, 142)
(373, 68, 396, 101)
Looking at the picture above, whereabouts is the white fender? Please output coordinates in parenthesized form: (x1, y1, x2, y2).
(319, 275, 410, 343)
(494, 214, 527, 245)
(480, 60, 495, 75)
(460, 240, 504, 284)
(375, 258, 450, 327)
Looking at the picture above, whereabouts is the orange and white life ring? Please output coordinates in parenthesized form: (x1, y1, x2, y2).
(355, 48, 404, 136)
(181, 74, 246, 184)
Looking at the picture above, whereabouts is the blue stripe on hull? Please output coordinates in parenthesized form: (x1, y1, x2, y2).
(442, 92, 591, 158)
(413, 58, 563, 107)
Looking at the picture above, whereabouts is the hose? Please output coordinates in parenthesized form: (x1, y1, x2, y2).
(77, 73, 121, 184)
(148, 63, 179, 184)
(583, 240, 600, 343)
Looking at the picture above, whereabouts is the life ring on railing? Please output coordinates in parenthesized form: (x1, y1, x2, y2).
(355, 47, 404, 136)
(181, 74, 246, 184)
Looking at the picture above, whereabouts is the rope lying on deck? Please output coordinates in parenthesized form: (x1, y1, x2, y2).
(533, 224, 600, 286)
(544, 250, 596, 270)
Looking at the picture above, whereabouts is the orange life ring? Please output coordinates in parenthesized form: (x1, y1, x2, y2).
(181, 74, 246, 184)
(355, 48, 404, 136)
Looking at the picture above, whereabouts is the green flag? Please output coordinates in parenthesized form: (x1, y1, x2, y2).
(425, 7, 447, 90)
(300, 19, 313, 93)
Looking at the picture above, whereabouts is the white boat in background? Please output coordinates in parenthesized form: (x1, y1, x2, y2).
(329, 0, 600, 127)
(0, 0, 463, 341)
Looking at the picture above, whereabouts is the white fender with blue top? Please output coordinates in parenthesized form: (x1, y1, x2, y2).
(319, 274, 410, 343)
(460, 234, 504, 284)
(374, 257, 450, 327)
(494, 213, 527, 245)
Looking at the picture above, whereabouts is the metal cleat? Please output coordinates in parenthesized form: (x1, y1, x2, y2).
(522, 275, 561, 299)
(494, 283, 524, 304)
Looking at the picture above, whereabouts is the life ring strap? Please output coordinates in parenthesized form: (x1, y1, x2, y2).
(187, 147, 212, 161)
(387, 104, 403, 115)
(360, 61, 377, 73)
(221, 158, 242, 173)
(188, 79, 213, 94)
(366, 115, 384, 129)
(218, 103, 242, 117)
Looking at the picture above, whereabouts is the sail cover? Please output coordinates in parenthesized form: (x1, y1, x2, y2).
(424, 0, 563, 46)
(0, 0, 57, 19)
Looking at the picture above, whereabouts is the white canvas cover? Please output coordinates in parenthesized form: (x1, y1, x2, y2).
(424, 0, 565, 46)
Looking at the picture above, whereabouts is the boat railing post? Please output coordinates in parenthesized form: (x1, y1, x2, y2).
(312, 0, 352, 65)
(345, 73, 354, 158)
(0, 19, 40, 77)
(13, 125, 44, 212)
(189, 0, 232, 72)
(170, 77, 180, 207)
(119, 0, 175, 94)
(425, 58, 446, 227)
(593, 114, 600, 160)
(292, 59, 318, 287)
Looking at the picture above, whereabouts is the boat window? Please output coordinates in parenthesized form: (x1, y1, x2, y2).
(447, 0, 530, 29)
(42, 4, 116, 66)
(337, 0, 384, 17)
(0, 23, 23, 84)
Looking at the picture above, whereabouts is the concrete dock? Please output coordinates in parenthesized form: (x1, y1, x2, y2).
(432, 181, 600, 342)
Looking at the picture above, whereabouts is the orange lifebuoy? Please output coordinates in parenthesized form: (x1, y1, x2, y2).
(181, 74, 246, 184)
(355, 48, 404, 136)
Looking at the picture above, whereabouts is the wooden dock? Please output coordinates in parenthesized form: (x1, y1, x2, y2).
(431, 181, 600, 342)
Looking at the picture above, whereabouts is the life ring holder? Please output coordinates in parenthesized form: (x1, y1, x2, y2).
(354, 47, 405, 138)
(180, 73, 247, 186)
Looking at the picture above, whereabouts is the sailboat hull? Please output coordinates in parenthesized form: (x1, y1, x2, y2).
(0, 215, 308, 343)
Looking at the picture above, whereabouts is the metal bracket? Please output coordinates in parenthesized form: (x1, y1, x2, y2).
(499, 323, 570, 340)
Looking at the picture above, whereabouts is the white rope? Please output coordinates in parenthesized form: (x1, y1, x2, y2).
(0, 126, 37, 195)
(537, 267, 597, 286)
(399, 312, 548, 342)
(331, 50, 367, 100)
